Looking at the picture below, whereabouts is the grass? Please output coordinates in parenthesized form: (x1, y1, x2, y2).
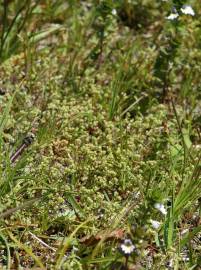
(0, 0, 201, 269)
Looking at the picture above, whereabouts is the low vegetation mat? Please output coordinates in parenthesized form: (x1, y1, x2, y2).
(0, 1, 201, 269)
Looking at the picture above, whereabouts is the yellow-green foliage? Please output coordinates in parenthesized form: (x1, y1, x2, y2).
(0, 1, 201, 268)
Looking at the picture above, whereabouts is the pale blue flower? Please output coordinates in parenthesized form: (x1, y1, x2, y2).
(150, 219, 161, 229)
(154, 203, 167, 215)
(120, 239, 135, 255)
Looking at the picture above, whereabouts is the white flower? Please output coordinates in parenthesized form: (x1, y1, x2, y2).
(150, 219, 161, 229)
(154, 203, 167, 215)
(72, 246, 78, 252)
(181, 5, 195, 16)
(167, 258, 174, 268)
(112, 9, 117, 16)
(120, 239, 135, 255)
(181, 228, 189, 235)
(166, 12, 179, 20)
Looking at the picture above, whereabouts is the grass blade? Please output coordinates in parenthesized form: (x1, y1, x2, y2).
(6, 230, 46, 269)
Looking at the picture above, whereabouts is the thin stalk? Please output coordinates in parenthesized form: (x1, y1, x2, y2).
(1, 3, 26, 51)
(0, 0, 8, 58)
(171, 98, 194, 181)
(10, 134, 35, 164)
(0, 197, 41, 219)
(0, 232, 11, 270)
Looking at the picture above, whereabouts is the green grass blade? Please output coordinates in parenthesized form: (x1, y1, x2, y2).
(55, 219, 91, 269)
(6, 230, 46, 269)
(0, 232, 11, 270)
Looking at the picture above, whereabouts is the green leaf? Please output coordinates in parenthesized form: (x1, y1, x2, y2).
(67, 194, 84, 218)
(182, 128, 192, 149)
(29, 24, 64, 44)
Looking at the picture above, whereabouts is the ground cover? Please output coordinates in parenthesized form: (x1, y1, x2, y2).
(0, 1, 201, 269)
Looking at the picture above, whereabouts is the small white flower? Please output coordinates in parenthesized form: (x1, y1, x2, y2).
(181, 253, 190, 262)
(166, 258, 174, 268)
(181, 228, 189, 235)
(112, 9, 117, 16)
(181, 5, 195, 16)
(120, 239, 135, 255)
(154, 203, 167, 215)
(150, 219, 161, 229)
(166, 12, 179, 20)
(72, 246, 78, 252)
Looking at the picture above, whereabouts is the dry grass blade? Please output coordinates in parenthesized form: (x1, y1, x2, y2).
(0, 197, 40, 219)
